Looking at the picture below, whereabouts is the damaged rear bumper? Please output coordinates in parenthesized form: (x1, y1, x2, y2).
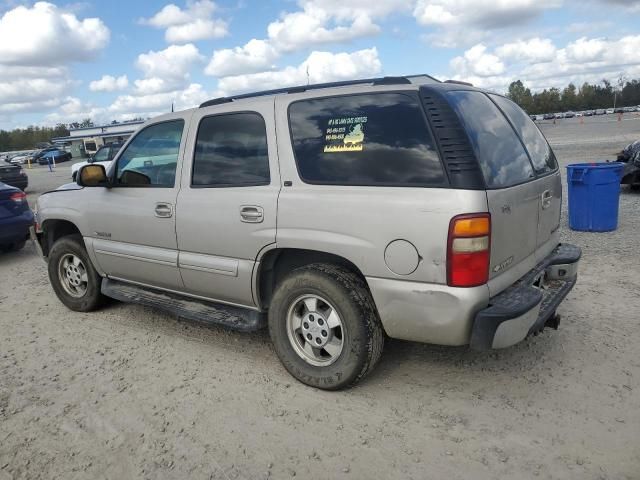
(470, 243, 581, 350)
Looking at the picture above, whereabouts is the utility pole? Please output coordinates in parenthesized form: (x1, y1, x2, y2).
(614, 74, 626, 109)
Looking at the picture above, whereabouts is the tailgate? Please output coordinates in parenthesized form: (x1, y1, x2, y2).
(445, 90, 561, 296)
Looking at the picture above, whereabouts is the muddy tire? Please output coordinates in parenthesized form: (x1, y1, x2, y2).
(48, 234, 105, 312)
(268, 263, 384, 390)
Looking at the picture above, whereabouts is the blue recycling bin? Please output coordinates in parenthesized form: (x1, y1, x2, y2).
(566, 162, 624, 232)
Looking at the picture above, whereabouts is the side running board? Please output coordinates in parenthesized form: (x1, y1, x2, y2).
(101, 278, 265, 332)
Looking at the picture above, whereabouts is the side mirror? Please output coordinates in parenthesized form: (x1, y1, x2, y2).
(78, 164, 108, 187)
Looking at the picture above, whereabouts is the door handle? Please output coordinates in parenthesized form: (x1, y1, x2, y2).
(154, 202, 173, 218)
(541, 190, 552, 210)
(240, 205, 264, 223)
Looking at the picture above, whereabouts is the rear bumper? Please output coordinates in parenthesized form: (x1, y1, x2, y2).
(1, 177, 28, 190)
(470, 243, 581, 350)
(0, 210, 34, 244)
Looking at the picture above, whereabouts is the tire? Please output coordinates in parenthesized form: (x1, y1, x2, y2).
(48, 234, 105, 312)
(268, 263, 384, 390)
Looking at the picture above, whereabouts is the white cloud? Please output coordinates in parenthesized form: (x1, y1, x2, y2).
(450, 44, 505, 77)
(217, 48, 382, 95)
(0, 64, 74, 114)
(449, 35, 640, 93)
(89, 75, 129, 92)
(136, 43, 203, 78)
(414, 0, 561, 48)
(495, 38, 557, 63)
(205, 0, 405, 78)
(133, 43, 204, 94)
(141, 0, 228, 43)
(0, 2, 109, 123)
(205, 39, 279, 77)
(109, 83, 209, 114)
(414, 0, 561, 29)
(0, 1, 109, 66)
(266, 4, 380, 53)
(166, 18, 228, 43)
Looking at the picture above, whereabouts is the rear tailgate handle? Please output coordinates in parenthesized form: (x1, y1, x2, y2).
(240, 205, 264, 223)
(541, 190, 553, 209)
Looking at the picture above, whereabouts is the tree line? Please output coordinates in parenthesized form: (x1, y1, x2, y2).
(0, 124, 70, 152)
(506, 78, 640, 115)
(1, 117, 148, 152)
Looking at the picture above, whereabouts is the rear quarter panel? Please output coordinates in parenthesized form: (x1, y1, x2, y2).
(274, 88, 489, 284)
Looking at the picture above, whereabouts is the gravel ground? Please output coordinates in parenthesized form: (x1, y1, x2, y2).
(1, 115, 639, 480)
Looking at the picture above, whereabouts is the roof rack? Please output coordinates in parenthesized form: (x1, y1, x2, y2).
(199, 74, 440, 108)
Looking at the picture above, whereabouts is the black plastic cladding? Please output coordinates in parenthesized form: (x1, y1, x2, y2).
(419, 85, 486, 190)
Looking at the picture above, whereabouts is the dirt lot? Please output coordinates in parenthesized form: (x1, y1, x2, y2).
(1, 116, 639, 479)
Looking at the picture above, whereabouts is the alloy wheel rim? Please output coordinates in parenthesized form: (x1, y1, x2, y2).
(58, 253, 88, 298)
(286, 294, 345, 366)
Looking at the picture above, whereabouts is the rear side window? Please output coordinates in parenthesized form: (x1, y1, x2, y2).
(288, 93, 445, 186)
(192, 113, 270, 187)
(490, 94, 557, 174)
(447, 91, 534, 188)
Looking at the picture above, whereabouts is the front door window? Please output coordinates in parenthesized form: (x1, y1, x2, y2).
(114, 120, 184, 187)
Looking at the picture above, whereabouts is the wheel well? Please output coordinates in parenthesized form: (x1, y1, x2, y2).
(257, 248, 366, 309)
(41, 219, 81, 256)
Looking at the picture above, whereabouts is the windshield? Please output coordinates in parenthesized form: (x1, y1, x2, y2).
(93, 147, 110, 162)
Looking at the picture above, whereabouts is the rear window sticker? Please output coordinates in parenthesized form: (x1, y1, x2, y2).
(323, 116, 368, 153)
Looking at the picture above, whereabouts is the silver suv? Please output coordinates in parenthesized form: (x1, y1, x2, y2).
(32, 75, 581, 390)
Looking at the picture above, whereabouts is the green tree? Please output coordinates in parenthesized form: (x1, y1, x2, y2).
(507, 80, 533, 112)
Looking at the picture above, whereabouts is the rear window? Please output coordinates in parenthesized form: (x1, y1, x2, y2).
(192, 113, 270, 187)
(489, 94, 557, 174)
(447, 90, 534, 188)
(288, 93, 445, 186)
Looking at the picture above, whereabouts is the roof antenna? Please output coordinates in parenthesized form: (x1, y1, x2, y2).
(171, 102, 174, 113)
(306, 65, 310, 85)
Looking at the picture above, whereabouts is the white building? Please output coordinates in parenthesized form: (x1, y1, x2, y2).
(52, 120, 145, 157)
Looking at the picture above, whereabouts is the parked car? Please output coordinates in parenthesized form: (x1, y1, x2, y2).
(71, 142, 123, 181)
(543, 113, 555, 120)
(595, 109, 606, 115)
(554, 112, 564, 119)
(36, 149, 72, 165)
(32, 147, 57, 163)
(564, 111, 575, 118)
(0, 162, 28, 191)
(618, 140, 640, 190)
(33, 75, 581, 389)
(7, 151, 36, 165)
(535, 114, 544, 121)
(584, 110, 594, 116)
(0, 182, 33, 252)
(606, 108, 615, 114)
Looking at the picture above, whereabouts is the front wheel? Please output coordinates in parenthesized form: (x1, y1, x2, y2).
(268, 264, 384, 390)
(48, 234, 105, 311)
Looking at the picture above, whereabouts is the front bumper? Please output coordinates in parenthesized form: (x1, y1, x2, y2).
(470, 243, 581, 350)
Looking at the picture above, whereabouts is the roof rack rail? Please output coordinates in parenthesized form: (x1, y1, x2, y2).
(444, 79, 474, 87)
(199, 74, 440, 108)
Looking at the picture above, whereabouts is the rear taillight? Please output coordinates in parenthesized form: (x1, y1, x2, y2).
(447, 213, 491, 287)
(10, 191, 26, 203)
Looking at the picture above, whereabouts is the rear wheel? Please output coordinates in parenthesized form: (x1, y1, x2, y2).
(48, 234, 105, 311)
(268, 263, 384, 390)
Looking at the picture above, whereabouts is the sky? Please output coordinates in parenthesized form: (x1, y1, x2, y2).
(1, 0, 640, 129)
